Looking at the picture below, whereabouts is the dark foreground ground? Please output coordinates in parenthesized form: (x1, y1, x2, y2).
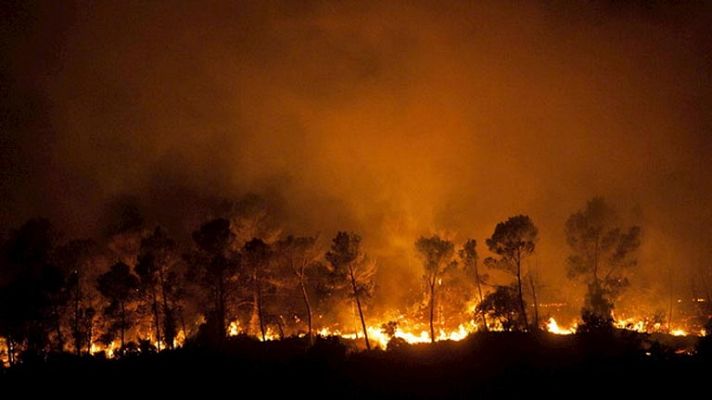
(2, 331, 710, 398)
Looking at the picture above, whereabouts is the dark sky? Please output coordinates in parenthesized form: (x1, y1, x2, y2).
(2, 1, 711, 313)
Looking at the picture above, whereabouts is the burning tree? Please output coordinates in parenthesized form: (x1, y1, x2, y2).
(565, 197, 641, 331)
(97, 261, 139, 351)
(188, 218, 239, 342)
(274, 235, 322, 345)
(135, 227, 180, 350)
(485, 215, 539, 331)
(459, 239, 488, 331)
(242, 238, 273, 341)
(53, 239, 101, 355)
(415, 235, 456, 343)
(476, 285, 521, 331)
(224, 194, 281, 249)
(326, 232, 375, 350)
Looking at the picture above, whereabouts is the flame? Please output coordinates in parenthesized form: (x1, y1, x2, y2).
(612, 314, 702, 337)
(316, 319, 477, 348)
(228, 321, 241, 336)
(227, 320, 281, 341)
(546, 317, 576, 335)
(0, 309, 703, 364)
(0, 337, 8, 367)
(89, 340, 121, 357)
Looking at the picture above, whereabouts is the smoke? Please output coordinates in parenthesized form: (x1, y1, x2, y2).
(2, 1, 711, 314)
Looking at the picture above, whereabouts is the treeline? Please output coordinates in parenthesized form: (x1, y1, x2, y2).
(0, 195, 683, 366)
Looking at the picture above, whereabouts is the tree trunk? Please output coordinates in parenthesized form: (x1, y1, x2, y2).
(429, 279, 436, 343)
(515, 251, 529, 330)
(86, 316, 93, 355)
(593, 234, 600, 285)
(52, 303, 64, 352)
(119, 301, 126, 349)
(151, 285, 161, 351)
(299, 277, 313, 345)
(73, 280, 81, 355)
(349, 268, 370, 350)
(473, 260, 488, 332)
(276, 317, 285, 340)
(8, 339, 15, 366)
(257, 280, 266, 341)
(158, 268, 174, 349)
(249, 267, 262, 339)
(667, 265, 674, 331)
(216, 272, 226, 341)
(528, 273, 539, 330)
(179, 308, 187, 342)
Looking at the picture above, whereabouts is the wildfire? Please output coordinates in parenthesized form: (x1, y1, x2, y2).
(612, 314, 701, 337)
(0, 313, 705, 366)
(227, 321, 281, 341)
(670, 329, 688, 337)
(0, 337, 8, 367)
(546, 318, 577, 335)
(89, 340, 121, 357)
(228, 321, 240, 336)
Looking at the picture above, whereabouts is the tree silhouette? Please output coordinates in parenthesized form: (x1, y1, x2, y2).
(188, 218, 239, 342)
(0, 218, 66, 361)
(53, 239, 100, 355)
(326, 232, 375, 350)
(242, 238, 273, 341)
(275, 235, 322, 345)
(459, 239, 488, 331)
(485, 215, 538, 331)
(415, 235, 455, 342)
(565, 197, 641, 329)
(97, 262, 139, 350)
(224, 194, 281, 249)
(476, 285, 521, 331)
(135, 227, 180, 350)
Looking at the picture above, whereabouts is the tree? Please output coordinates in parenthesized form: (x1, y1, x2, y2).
(459, 239, 488, 331)
(242, 238, 273, 341)
(476, 286, 521, 331)
(565, 197, 641, 328)
(223, 194, 281, 250)
(53, 239, 100, 355)
(485, 215, 538, 331)
(526, 269, 541, 330)
(275, 235, 322, 345)
(0, 218, 66, 361)
(188, 218, 239, 342)
(326, 232, 375, 350)
(415, 235, 455, 342)
(97, 262, 139, 350)
(135, 227, 180, 350)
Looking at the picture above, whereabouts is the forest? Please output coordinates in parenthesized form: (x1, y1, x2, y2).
(1, 195, 710, 365)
